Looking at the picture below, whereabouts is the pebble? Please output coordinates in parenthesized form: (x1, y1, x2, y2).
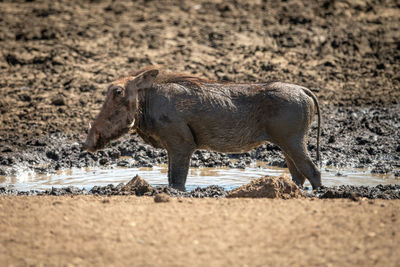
(154, 193, 170, 203)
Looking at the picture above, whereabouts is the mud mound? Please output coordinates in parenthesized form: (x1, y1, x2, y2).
(89, 175, 154, 196)
(121, 174, 153, 195)
(227, 175, 303, 199)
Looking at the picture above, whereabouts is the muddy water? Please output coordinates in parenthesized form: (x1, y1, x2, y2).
(1, 162, 399, 192)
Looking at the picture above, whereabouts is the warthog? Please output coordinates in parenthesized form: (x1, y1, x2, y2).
(84, 66, 321, 190)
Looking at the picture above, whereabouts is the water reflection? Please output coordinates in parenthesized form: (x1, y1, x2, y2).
(1, 162, 399, 191)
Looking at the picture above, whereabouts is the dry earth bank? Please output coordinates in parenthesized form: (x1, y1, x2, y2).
(0, 196, 399, 266)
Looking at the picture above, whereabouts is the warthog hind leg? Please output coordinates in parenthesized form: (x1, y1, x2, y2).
(279, 137, 321, 189)
(283, 152, 306, 187)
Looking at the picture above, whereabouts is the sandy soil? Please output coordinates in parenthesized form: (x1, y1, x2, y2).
(0, 196, 399, 266)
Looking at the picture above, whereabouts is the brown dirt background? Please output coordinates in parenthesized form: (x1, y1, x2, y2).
(1, 196, 399, 266)
(1, 0, 400, 266)
(0, 0, 399, 140)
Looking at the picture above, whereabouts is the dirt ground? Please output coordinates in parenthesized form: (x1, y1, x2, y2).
(0, 196, 399, 267)
(1, 0, 400, 265)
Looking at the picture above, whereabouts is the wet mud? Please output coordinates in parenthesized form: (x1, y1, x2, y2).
(0, 1, 399, 192)
(1, 175, 399, 200)
(313, 184, 400, 200)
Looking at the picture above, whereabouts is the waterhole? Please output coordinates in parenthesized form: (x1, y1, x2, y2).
(1, 162, 399, 191)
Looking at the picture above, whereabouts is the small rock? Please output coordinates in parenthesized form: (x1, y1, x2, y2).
(99, 158, 108, 165)
(154, 193, 170, 203)
(117, 160, 129, 167)
(51, 96, 65, 106)
(46, 150, 60, 161)
(1, 147, 12, 153)
(349, 192, 359, 201)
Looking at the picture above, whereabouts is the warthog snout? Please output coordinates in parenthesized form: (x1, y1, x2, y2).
(83, 125, 102, 152)
(84, 68, 159, 153)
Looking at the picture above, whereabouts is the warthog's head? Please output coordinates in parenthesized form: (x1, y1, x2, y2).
(83, 69, 159, 152)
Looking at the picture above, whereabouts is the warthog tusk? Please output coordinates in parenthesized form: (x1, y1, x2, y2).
(129, 119, 135, 129)
(88, 122, 92, 130)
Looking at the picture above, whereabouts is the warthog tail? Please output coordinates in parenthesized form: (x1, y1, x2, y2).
(302, 88, 321, 167)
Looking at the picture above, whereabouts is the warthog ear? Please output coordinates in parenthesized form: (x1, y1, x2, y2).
(127, 69, 159, 92)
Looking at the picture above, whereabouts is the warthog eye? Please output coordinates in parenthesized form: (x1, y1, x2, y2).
(114, 87, 123, 96)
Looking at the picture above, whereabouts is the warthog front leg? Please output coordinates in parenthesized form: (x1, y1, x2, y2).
(167, 149, 193, 191)
(161, 122, 196, 191)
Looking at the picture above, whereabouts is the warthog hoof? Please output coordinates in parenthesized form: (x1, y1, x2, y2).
(170, 184, 186, 192)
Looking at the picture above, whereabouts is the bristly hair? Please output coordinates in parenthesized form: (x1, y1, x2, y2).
(128, 66, 237, 110)
(128, 66, 214, 86)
